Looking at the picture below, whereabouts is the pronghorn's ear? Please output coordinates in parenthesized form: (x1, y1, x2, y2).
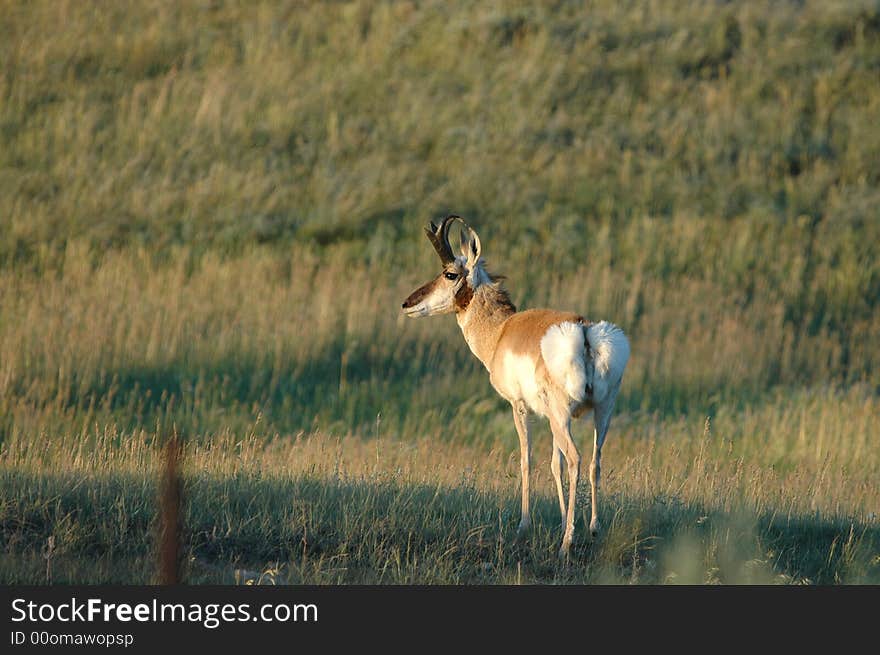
(460, 227, 481, 267)
(458, 229, 468, 258)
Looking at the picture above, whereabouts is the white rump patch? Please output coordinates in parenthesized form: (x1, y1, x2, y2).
(585, 321, 630, 404)
(540, 322, 588, 403)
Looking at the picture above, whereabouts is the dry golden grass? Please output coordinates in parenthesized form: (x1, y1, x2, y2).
(2, 383, 877, 584)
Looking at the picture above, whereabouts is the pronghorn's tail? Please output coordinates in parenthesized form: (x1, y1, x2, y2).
(585, 321, 630, 405)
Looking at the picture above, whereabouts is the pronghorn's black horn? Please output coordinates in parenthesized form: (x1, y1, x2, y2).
(424, 215, 459, 264)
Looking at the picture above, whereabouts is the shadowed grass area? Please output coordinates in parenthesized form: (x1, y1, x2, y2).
(2, 464, 877, 585)
(2, 405, 877, 584)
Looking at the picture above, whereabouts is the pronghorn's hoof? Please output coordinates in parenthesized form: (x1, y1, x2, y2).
(515, 521, 530, 542)
(558, 537, 572, 560)
(590, 518, 601, 539)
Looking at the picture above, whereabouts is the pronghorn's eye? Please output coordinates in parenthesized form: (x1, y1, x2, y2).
(444, 272, 459, 281)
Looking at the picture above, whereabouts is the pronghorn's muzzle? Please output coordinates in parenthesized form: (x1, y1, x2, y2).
(401, 283, 433, 317)
(401, 277, 458, 317)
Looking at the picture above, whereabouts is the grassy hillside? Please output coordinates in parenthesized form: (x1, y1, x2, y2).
(3, 2, 880, 248)
(0, 0, 878, 583)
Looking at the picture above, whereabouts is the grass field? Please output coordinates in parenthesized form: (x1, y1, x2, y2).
(1, 0, 879, 584)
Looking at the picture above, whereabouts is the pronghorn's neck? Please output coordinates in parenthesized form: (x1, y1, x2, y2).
(455, 276, 516, 370)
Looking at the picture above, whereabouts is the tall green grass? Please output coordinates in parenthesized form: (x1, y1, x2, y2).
(3, 1, 880, 256)
(0, 238, 876, 443)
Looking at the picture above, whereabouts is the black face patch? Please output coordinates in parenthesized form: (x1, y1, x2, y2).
(454, 280, 473, 311)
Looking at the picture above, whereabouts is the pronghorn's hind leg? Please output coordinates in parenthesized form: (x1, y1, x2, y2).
(588, 424, 605, 538)
(511, 400, 531, 539)
(589, 385, 620, 538)
(550, 414, 580, 559)
(550, 444, 566, 528)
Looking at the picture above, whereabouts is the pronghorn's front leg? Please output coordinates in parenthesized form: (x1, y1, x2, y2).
(512, 400, 531, 538)
(550, 415, 580, 558)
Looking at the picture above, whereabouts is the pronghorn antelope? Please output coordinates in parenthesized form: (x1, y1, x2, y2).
(401, 216, 630, 557)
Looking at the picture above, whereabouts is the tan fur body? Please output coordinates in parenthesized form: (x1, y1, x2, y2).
(457, 296, 592, 418)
